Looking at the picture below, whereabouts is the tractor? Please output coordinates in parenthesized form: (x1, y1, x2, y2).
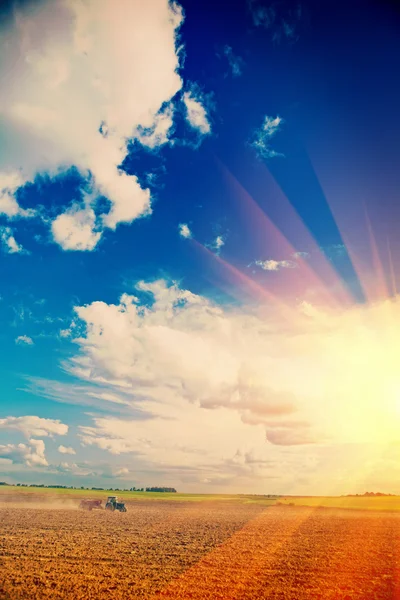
(105, 496, 127, 512)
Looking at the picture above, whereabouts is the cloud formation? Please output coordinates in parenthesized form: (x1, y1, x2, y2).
(251, 115, 284, 159)
(57, 280, 400, 453)
(55, 279, 316, 474)
(0, 439, 48, 467)
(255, 258, 296, 271)
(77, 412, 281, 487)
(14, 283, 400, 491)
(51, 205, 101, 251)
(15, 335, 34, 345)
(207, 234, 225, 254)
(0, 0, 210, 252)
(178, 223, 192, 239)
(58, 445, 76, 455)
(0, 171, 35, 218)
(183, 86, 212, 135)
(70, 281, 300, 420)
(0, 226, 26, 254)
(135, 104, 175, 149)
(0, 415, 68, 438)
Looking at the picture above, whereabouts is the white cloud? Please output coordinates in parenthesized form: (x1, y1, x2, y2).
(0, 226, 27, 254)
(114, 467, 129, 477)
(207, 234, 225, 254)
(135, 104, 175, 149)
(51, 204, 101, 251)
(58, 445, 76, 455)
(54, 461, 94, 477)
(0, 415, 68, 438)
(251, 115, 284, 159)
(183, 86, 211, 135)
(0, 0, 191, 249)
(215, 235, 225, 249)
(64, 280, 400, 449)
(22, 377, 135, 411)
(15, 280, 400, 493)
(78, 412, 279, 486)
(70, 282, 291, 420)
(255, 258, 296, 271)
(178, 223, 192, 239)
(0, 171, 35, 218)
(64, 280, 313, 473)
(223, 45, 244, 77)
(0, 439, 48, 467)
(260, 115, 283, 137)
(51, 460, 132, 480)
(59, 328, 72, 338)
(57, 461, 73, 471)
(15, 335, 34, 345)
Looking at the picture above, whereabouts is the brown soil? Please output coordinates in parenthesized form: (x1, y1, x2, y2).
(2, 501, 400, 599)
(0, 499, 264, 599)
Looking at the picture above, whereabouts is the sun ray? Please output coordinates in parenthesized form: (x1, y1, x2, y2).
(363, 204, 391, 301)
(242, 155, 365, 303)
(387, 236, 398, 297)
(217, 159, 354, 310)
(190, 238, 300, 325)
(303, 149, 395, 305)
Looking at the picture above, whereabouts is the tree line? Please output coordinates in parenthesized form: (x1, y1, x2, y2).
(8, 483, 177, 493)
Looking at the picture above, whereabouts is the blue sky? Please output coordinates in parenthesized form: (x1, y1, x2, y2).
(1, 0, 400, 494)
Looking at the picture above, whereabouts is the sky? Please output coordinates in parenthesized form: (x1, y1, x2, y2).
(1, 0, 400, 495)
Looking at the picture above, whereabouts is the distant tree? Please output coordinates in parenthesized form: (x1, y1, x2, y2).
(145, 487, 177, 493)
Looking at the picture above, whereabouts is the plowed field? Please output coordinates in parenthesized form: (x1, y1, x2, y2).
(2, 499, 400, 599)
